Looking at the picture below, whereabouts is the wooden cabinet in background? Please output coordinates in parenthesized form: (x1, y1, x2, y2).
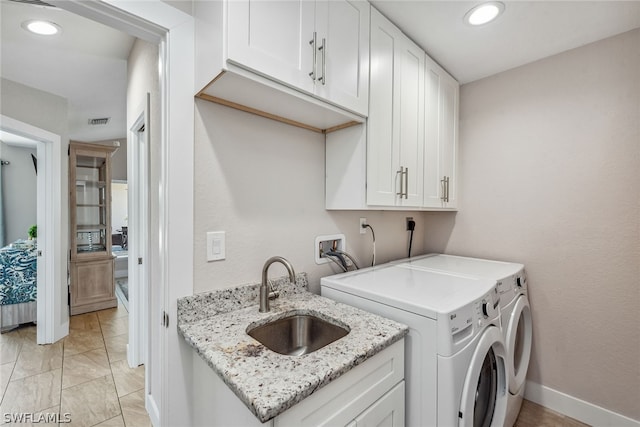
(69, 141, 118, 315)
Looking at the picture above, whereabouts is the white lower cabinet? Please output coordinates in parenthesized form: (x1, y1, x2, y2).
(348, 382, 405, 427)
(189, 340, 404, 426)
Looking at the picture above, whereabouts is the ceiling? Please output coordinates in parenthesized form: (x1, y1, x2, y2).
(371, 1, 640, 83)
(0, 0, 134, 143)
(1, 1, 639, 144)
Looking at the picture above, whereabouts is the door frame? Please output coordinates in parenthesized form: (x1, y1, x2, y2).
(49, 1, 194, 425)
(0, 115, 66, 344)
(127, 97, 150, 369)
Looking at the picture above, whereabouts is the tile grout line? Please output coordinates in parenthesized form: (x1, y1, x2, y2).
(100, 308, 127, 427)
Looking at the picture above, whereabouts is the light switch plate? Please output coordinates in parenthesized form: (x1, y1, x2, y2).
(207, 231, 225, 262)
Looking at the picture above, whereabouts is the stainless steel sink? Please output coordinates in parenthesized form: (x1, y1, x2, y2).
(247, 314, 349, 356)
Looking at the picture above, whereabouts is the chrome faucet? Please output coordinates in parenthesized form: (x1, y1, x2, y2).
(260, 256, 296, 313)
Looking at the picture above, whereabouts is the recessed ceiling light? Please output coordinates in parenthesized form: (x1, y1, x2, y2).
(464, 2, 505, 26)
(21, 20, 61, 36)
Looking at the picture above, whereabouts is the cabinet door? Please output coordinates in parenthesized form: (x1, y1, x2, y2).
(366, 9, 399, 206)
(70, 258, 116, 315)
(354, 381, 405, 427)
(396, 36, 425, 207)
(314, 0, 369, 115)
(367, 9, 424, 207)
(439, 70, 459, 208)
(423, 57, 459, 209)
(227, 0, 316, 93)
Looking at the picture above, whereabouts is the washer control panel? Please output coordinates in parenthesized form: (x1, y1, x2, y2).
(441, 284, 501, 356)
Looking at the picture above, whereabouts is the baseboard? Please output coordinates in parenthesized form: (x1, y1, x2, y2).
(524, 381, 640, 427)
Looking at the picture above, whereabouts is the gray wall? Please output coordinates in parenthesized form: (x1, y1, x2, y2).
(193, 100, 427, 294)
(0, 143, 37, 244)
(0, 78, 69, 254)
(423, 29, 640, 420)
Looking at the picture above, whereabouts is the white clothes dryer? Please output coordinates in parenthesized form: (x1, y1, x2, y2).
(397, 254, 533, 427)
(321, 264, 508, 427)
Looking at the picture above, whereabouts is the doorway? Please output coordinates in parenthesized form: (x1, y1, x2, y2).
(3, 1, 194, 423)
(46, 2, 195, 425)
(0, 115, 66, 345)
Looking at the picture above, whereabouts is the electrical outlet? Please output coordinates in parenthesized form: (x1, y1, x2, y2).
(360, 218, 367, 234)
(406, 217, 414, 231)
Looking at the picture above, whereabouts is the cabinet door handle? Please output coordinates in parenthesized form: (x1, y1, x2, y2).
(404, 167, 409, 199)
(446, 176, 450, 202)
(397, 167, 405, 198)
(318, 38, 326, 85)
(441, 176, 450, 203)
(309, 32, 317, 81)
(397, 167, 408, 199)
(445, 176, 450, 202)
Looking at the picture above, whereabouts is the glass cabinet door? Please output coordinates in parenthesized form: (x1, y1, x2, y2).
(75, 155, 108, 254)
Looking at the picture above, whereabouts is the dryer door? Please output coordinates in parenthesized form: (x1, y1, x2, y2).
(506, 295, 532, 393)
(459, 326, 508, 427)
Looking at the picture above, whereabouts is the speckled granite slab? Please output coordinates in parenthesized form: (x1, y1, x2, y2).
(177, 276, 408, 423)
(177, 273, 309, 326)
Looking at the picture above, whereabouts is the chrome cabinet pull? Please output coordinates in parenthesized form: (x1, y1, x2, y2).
(397, 167, 408, 199)
(318, 38, 326, 85)
(404, 167, 409, 199)
(440, 176, 450, 203)
(309, 32, 317, 81)
(446, 176, 450, 202)
(397, 167, 405, 197)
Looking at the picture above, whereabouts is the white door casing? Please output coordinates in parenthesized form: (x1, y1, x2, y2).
(48, 1, 195, 425)
(0, 115, 66, 345)
(127, 95, 150, 369)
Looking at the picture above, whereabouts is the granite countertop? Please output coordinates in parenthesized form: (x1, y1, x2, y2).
(177, 273, 408, 423)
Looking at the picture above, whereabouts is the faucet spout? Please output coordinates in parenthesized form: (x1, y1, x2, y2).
(260, 256, 296, 313)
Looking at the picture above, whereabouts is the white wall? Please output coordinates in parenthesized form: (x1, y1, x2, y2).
(194, 100, 427, 294)
(1, 78, 69, 341)
(424, 29, 640, 421)
(111, 182, 128, 234)
(0, 143, 37, 244)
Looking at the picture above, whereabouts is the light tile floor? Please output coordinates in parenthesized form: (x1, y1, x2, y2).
(0, 301, 151, 427)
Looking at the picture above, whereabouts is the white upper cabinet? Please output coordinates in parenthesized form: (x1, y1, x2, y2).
(227, 0, 370, 116)
(314, 0, 370, 115)
(423, 56, 459, 209)
(227, 1, 316, 94)
(197, 0, 369, 132)
(326, 7, 459, 211)
(366, 8, 424, 207)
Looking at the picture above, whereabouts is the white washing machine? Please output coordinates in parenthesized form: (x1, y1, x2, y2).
(321, 264, 508, 427)
(397, 254, 533, 427)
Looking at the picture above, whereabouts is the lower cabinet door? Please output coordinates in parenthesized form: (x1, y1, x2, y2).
(353, 381, 405, 427)
(70, 257, 116, 315)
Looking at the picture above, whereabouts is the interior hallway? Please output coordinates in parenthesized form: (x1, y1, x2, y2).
(0, 300, 150, 426)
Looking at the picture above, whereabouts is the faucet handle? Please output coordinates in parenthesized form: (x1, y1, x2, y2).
(267, 279, 279, 300)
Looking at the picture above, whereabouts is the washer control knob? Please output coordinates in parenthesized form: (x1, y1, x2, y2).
(481, 300, 489, 318)
(516, 276, 523, 287)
